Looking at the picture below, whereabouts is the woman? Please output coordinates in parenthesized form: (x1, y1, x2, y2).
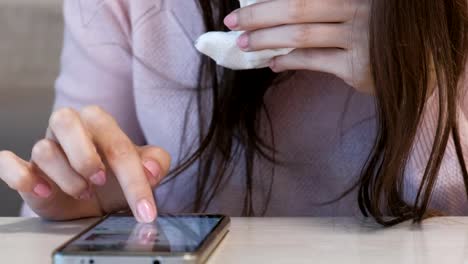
(0, 0, 467, 225)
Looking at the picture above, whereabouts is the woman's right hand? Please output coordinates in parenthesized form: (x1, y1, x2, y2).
(0, 106, 171, 223)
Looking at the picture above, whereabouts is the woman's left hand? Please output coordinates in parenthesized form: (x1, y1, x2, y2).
(224, 0, 373, 93)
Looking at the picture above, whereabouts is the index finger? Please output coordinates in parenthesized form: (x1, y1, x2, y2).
(80, 106, 157, 223)
(226, 0, 356, 31)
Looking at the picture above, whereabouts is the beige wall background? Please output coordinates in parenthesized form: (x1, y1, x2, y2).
(0, 0, 62, 215)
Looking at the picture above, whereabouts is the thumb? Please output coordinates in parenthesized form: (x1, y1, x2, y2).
(138, 146, 171, 187)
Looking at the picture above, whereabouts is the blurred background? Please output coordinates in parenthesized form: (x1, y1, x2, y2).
(0, 0, 62, 215)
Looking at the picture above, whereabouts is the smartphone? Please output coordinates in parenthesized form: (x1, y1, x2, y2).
(53, 212, 230, 264)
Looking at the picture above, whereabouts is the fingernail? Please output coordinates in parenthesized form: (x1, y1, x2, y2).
(137, 225, 157, 244)
(137, 199, 156, 223)
(79, 189, 92, 200)
(237, 34, 249, 50)
(224, 12, 238, 29)
(143, 160, 161, 180)
(90, 170, 106, 186)
(33, 184, 52, 198)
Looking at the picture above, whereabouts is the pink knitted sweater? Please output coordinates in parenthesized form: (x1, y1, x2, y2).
(26, 0, 468, 216)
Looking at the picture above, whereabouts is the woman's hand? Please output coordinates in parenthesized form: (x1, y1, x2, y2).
(0, 106, 171, 223)
(224, 0, 373, 93)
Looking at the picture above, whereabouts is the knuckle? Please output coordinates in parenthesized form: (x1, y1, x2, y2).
(8, 167, 31, 191)
(288, 0, 308, 21)
(80, 105, 115, 128)
(72, 154, 101, 176)
(104, 138, 133, 161)
(153, 147, 171, 172)
(62, 182, 87, 198)
(246, 31, 257, 48)
(292, 25, 312, 46)
(49, 108, 77, 131)
(153, 147, 169, 158)
(80, 105, 105, 121)
(0, 150, 15, 162)
(239, 6, 255, 29)
(31, 139, 57, 163)
(126, 181, 147, 197)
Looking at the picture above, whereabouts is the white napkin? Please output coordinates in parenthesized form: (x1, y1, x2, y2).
(195, 0, 294, 70)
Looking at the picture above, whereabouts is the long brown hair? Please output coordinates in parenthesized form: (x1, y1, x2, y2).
(169, 0, 468, 225)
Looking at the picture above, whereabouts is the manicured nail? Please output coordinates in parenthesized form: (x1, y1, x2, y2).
(33, 184, 51, 198)
(79, 189, 92, 200)
(143, 160, 161, 180)
(237, 34, 249, 50)
(224, 12, 238, 29)
(137, 224, 157, 244)
(90, 170, 106, 186)
(137, 199, 156, 223)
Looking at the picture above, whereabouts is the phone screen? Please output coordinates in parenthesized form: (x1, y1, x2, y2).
(60, 215, 223, 253)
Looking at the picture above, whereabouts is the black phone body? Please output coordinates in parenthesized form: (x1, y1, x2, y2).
(53, 213, 230, 264)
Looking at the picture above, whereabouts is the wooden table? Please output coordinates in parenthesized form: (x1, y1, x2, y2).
(1, 217, 468, 263)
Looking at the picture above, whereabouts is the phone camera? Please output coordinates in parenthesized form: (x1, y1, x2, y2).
(89, 259, 95, 264)
(153, 260, 160, 264)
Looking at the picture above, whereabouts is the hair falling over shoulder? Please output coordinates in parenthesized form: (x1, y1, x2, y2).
(168, 0, 468, 225)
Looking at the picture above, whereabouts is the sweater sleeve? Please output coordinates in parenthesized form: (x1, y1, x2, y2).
(21, 0, 147, 217)
(22, 0, 207, 216)
(53, 0, 145, 145)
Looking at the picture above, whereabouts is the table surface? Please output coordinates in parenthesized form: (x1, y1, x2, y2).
(2, 217, 468, 264)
